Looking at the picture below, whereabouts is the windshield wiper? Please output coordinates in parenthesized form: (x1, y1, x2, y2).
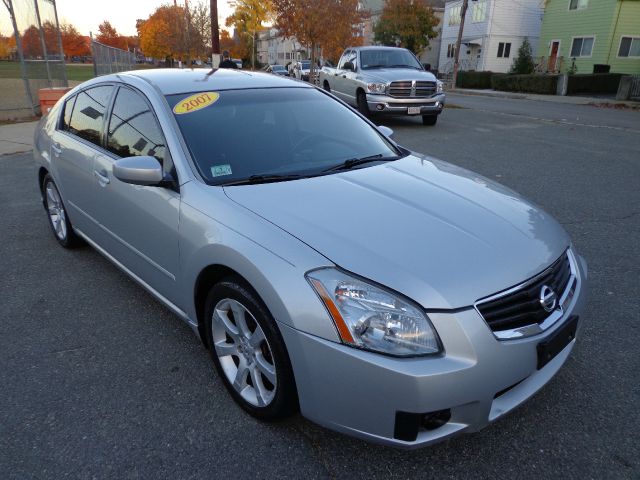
(221, 173, 305, 186)
(322, 154, 398, 173)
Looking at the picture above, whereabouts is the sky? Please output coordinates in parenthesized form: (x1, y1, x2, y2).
(54, 0, 234, 36)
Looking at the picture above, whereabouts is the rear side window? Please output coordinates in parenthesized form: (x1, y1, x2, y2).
(107, 87, 167, 166)
(61, 95, 76, 131)
(68, 85, 114, 147)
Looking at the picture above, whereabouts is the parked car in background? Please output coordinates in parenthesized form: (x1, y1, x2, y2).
(291, 60, 311, 81)
(34, 69, 587, 449)
(266, 64, 288, 76)
(232, 58, 243, 69)
(320, 46, 445, 126)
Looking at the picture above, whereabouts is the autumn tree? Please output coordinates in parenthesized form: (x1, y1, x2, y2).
(0, 34, 11, 59)
(374, 0, 438, 55)
(60, 22, 90, 57)
(190, 1, 211, 58)
(138, 5, 205, 64)
(21, 25, 42, 58)
(96, 21, 127, 49)
(220, 29, 242, 59)
(226, 0, 273, 69)
(273, 0, 367, 76)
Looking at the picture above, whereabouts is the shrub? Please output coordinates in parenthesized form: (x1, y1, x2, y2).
(510, 38, 535, 74)
(566, 73, 623, 95)
(491, 74, 558, 94)
(456, 71, 494, 89)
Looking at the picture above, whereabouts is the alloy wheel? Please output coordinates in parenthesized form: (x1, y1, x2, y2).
(211, 298, 277, 407)
(45, 182, 67, 241)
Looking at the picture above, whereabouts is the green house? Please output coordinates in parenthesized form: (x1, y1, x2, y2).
(538, 0, 640, 74)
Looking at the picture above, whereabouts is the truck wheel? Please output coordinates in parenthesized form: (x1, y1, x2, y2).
(357, 91, 369, 116)
(323, 80, 331, 92)
(422, 115, 438, 126)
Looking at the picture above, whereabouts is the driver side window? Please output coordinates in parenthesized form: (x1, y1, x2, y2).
(107, 87, 168, 167)
(338, 50, 353, 70)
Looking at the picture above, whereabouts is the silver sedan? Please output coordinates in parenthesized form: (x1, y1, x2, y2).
(33, 69, 587, 448)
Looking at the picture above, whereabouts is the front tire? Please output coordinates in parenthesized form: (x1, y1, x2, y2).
(357, 90, 369, 116)
(422, 115, 438, 126)
(204, 277, 298, 420)
(323, 80, 331, 92)
(42, 174, 82, 248)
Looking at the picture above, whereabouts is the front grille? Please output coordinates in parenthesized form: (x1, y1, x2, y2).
(388, 81, 436, 98)
(477, 252, 572, 332)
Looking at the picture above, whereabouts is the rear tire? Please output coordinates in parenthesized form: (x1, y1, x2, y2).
(42, 174, 83, 249)
(357, 90, 369, 116)
(204, 277, 298, 420)
(422, 115, 438, 126)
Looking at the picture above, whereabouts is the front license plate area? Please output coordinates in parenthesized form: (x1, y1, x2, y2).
(408, 106, 422, 115)
(537, 315, 579, 369)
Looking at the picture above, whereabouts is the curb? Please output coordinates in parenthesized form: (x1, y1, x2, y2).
(448, 89, 639, 109)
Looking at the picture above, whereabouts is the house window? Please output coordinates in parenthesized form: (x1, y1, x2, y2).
(449, 5, 461, 26)
(472, 0, 487, 22)
(447, 43, 457, 58)
(569, 0, 588, 10)
(618, 36, 640, 58)
(497, 42, 511, 58)
(570, 37, 594, 57)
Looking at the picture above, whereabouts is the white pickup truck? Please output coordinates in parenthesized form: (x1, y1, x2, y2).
(319, 46, 445, 126)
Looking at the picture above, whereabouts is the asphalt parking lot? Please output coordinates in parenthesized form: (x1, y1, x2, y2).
(1, 94, 639, 479)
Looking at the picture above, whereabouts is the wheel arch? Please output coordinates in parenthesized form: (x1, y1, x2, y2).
(38, 166, 49, 194)
(194, 263, 241, 349)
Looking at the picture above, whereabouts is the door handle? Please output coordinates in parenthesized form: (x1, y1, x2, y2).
(94, 169, 110, 185)
(51, 143, 62, 156)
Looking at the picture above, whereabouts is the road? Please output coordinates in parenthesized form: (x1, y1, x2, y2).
(1, 95, 639, 479)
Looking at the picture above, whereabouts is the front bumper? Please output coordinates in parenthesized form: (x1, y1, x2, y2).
(366, 93, 446, 116)
(280, 254, 587, 448)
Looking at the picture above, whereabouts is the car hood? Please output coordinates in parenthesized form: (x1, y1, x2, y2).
(361, 68, 437, 83)
(224, 155, 569, 309)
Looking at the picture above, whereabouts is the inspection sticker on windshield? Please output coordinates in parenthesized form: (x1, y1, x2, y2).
(173, 92, 220, 114)
(211, 164, 232, 177)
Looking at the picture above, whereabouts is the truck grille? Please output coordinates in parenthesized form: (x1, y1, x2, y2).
(388, 81, 437, 98)
(476, 252, 572, 332)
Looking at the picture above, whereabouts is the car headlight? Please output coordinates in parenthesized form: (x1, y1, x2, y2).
(306, 268, 441, 356)
(437, 80, 444, 93)
(367, 83, 387, 94)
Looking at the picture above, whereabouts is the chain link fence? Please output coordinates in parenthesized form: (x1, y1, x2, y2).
(1, 0, 68, 120)
(91, 39, 136, 76)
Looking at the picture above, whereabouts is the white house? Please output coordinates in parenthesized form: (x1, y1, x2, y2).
(439, 0, 544, 73)
(257, 28, 307, 67)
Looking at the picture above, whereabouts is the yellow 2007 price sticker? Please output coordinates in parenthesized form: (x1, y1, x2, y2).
(173, 92, 220, 114)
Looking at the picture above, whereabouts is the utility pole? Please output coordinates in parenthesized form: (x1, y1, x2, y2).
(452, 0, 470, 90)
(210, 0, 220, 66)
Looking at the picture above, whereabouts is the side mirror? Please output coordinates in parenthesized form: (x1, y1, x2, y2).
(343, 61, 355, 72)
(422, 63, 431, 71)
(113, 156, 164, 186)
(378, 125, 394, 139)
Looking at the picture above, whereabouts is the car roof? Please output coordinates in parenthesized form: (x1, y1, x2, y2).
(100, 68, 311, 95)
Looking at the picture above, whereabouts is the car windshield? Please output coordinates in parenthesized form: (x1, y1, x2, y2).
(360, 49, 423, 70)
(273, 65, 285, 71)
(166, 88, 400, 185)
(300, 62, 310, 69)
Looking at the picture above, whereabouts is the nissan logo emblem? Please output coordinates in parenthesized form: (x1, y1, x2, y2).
(539, 285, 558, 313)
